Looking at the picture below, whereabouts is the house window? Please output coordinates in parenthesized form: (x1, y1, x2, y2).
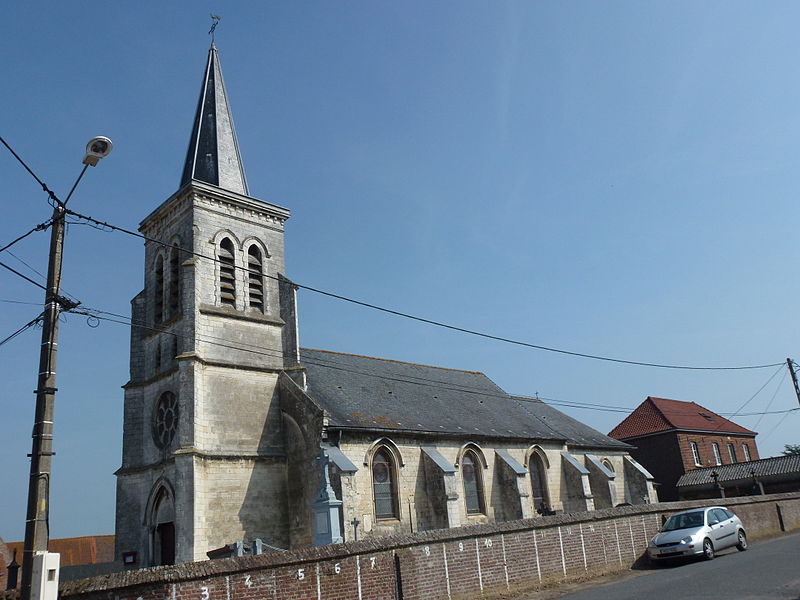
(462, 450, 485, 515)
(372, 448, 399, 520)
(218, 238, 236, 307)
(168, 244, 181, 317)
(529, 452, 550, 514)
(727, 443, 737, 463)
(690, 442, 701, 466)
(712, 443, 722, 466)
(154, 255, 164, 323)
(742, 443, 751, 461)
(247, 245, 264, 312)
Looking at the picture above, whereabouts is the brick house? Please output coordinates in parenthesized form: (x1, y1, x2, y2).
(608, 397, 758, 501)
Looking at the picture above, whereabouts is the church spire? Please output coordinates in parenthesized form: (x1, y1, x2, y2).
(181, 43, 249, 195)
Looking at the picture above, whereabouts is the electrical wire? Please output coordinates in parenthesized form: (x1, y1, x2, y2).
(0, 313, 44, 347)
(0, 259, 48, 292)
(0, 135, 64, 208)
(0, 299, 42, 306)
(63, 207, 785, 372)
(752, 368, 789, 430)
(708, 364, 786, 433)
(69, 304, 800, 420)
(0, 220, 52, 254)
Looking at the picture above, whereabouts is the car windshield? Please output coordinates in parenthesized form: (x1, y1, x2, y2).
(662, 511, 705, 532)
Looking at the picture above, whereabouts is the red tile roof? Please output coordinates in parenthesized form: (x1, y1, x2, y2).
(608, 396, 756, 440)
(4, 535, 114, 572)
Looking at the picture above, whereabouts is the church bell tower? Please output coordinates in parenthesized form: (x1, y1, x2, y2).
(115, 43, 296, 566)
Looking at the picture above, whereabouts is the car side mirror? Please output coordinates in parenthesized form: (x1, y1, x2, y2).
(709, 519, 719, 526)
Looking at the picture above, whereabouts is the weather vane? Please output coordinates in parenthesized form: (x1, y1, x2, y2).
(209, 14, 221, 41)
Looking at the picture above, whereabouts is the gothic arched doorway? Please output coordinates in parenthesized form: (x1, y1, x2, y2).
(151, 486, 175, 565)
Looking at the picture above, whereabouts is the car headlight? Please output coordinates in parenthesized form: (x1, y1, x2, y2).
(680, 536, 693, 545)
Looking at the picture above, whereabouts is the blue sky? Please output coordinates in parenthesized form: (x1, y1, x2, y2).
(2, 2, 800, 542)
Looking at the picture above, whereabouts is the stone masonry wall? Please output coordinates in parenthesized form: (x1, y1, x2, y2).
(61, 493, 800, 600)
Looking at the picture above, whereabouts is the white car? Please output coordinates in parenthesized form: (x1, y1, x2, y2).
(647, 506, 747, 562)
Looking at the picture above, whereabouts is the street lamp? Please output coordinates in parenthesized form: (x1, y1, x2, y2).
(20, 137, 112, 600)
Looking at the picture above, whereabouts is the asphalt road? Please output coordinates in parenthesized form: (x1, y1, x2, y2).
(554, 531, 800, 600)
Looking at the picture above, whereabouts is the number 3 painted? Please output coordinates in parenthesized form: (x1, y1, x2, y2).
(200, 587, 209, 600)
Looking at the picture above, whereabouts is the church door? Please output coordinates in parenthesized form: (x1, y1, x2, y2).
(156, 522, 175, 565)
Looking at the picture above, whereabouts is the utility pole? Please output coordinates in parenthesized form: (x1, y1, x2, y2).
(20, 137, 112, 600)
(787, 358, 800, 407)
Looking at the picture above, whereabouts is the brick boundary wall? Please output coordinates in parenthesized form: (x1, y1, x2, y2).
(7, 493, 797, 600)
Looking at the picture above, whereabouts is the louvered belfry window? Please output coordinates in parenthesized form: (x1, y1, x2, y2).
(154, 255, 165, 323)
(219, 238, 236, 307)
(462, 450, 484, 515)
(247, 245, 264, 312)
(169, 245, 181, 317)
(372, 448, 398, 520)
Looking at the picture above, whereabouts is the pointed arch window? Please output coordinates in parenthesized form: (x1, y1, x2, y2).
(247, 245, 264, 312)
(372, 448, 399, 520)
(462, 450, 485, 515)
(168, 244, 181, 317)
(218, 238, 236, 307)
(154, 255, 165, 323)
(529, 452, 550, 514)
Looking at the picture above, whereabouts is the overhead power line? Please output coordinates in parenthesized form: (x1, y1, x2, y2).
(0, 260, 48, 292)
(0, 220, 52, 254)
(67, 304, 799, 420)
(63, 207, 784, 372)
(0, 135, 63, 208)
(0, 313, 44, 347)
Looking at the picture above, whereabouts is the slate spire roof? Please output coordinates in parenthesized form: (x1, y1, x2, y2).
(181, 43, 249, 195)
(608, 396, 756, 440)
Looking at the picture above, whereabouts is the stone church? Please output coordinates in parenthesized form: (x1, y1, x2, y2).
(114, 44, 655, 568)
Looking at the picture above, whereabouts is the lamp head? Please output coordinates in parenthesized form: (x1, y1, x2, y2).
(83, 136, 113, 166)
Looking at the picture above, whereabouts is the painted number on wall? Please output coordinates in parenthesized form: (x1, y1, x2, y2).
(334, 563, 341, 574)
(458, 542, 464, 552)
(200, 586, 209, 600)
(297, 568, 305, 581)
(245, 575, 252, 588)
(423, 545, 430, 556)
(370, 557, 377, 569)
(484, 539, 493, 548)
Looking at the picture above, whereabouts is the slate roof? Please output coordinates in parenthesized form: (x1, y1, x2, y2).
(300, 348, 629, 449)
(181, 43, 249, 195)
(608, 396, 756, 440)
(676, 454, 800, 487)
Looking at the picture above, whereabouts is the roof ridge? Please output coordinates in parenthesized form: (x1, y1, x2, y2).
(300, 347, 486, 376)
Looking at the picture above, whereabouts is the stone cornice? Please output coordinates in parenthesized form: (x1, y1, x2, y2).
(199, 304, 285, 326)
(140, 180, 290, 235)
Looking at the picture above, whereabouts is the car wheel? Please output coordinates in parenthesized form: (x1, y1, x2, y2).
(702, 538, 715, 560)
(736, 530, 747, 551)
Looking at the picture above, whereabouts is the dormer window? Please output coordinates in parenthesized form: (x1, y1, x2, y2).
(218, 238, 236, 307)
(247, 245, 264, 312)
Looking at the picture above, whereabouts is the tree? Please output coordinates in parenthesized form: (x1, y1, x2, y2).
(782, 444, 800, 455)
